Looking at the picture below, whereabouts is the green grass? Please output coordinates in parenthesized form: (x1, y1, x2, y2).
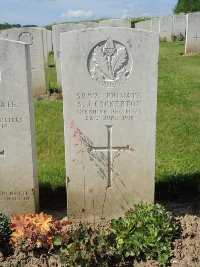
(36, 41, 200, 199)
(34, 100, 65, 190)
(45, 51, 58, 93)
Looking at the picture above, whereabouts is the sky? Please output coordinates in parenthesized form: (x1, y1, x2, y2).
(0, 0, 177, 26)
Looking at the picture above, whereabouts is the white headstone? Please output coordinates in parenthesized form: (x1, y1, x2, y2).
(52, 23, 86, 89)
(185, 12, 200, 54)
(47, 30, 53, 52)
(41, 28, 48, 67)
(81, 21, 99, 28)
(61, 28, 159, 221)
(134, 22, 141, 29)
(0, 27, 46, 96)
(0, 38, 39, 216)
(160, 16, 173, 41)
(99, 19, 131, 28)
(172, 14, 186, 37)
(143, 20, 152, 31)
(151, 18, 160, 33)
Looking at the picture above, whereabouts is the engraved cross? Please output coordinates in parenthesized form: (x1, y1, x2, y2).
(90, 125, 131, 188)
(193, 33, 200, 46)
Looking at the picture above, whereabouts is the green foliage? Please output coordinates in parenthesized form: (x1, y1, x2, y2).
(46, 51, 58, 93)
(0, 23, 21, 30)
(111, 203, 178, 265)
(130, 17, 150, 28)
(60, 223, 110, 267)
(60, 204, 178, 266)
(0, 212, 11, 249)
(174, 0, 200, 14)
(172, 33, 185, 41)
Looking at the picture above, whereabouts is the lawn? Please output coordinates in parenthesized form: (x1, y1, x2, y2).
(35, 41, 200, 199)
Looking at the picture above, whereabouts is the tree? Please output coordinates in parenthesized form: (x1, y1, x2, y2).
(174, 0, 200, 14)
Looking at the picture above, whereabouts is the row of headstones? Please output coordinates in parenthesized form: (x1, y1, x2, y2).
(135, 12, 200, 54)
(0, 27, 53, 96)
(0, 23, 159, 221)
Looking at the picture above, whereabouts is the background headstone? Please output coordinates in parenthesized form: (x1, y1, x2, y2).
(173, 14, 186, 37)
(61, 28, 159, 221)
(151, 17, 160, 33)
(52, 23, 86, 89)
(185, 12, 200, 54)
(0, 27, 46, 96)
(135, 22, 141, 29)
(143, 20, 152, 31)
(99, 19, 131, 28)
(47, 30, 53, 52)
(160, 16, 173, 41)
(81, 21, 99, 28)
(0, 38, 39, 216)
(41, 28, 48, 67)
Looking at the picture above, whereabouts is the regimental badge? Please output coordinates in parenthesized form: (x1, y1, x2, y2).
(88, 37, 132, 88)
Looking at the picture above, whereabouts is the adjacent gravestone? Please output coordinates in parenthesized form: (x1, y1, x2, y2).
(61, 28, 159, 221)
(135, 22, 141, 29)
(173, 14, 186, 37)
(47, 30, 53, 52)
(99, 19, 131, 28)
(41, 28, 48, 67)
(151, 17, 160, 33)
(81, 21, 99, 28)
(52, 23, 86, 89)
(0, 27, 46, 96)
(160, 16, 173, 41)
(143, 20, 152, 31)
(185, 12, 200, 54)
(0, 38, 39, 216)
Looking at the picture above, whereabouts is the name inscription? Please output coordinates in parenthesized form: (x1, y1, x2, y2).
(0, 100, 22, 129)
(76, 92, 143, 121)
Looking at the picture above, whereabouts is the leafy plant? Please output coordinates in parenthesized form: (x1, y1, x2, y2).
(0, 212, 11, 249)
(60, 223, 113, 267)
(172, 33, 185, 42)
(11, 213, 71, 251)
(110, 203, 178, 265)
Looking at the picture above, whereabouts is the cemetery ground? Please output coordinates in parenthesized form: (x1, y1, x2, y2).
(1, 40, 200, 266)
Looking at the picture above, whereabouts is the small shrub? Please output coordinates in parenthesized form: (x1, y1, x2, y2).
(172, 33, 185, 41)
(0, 212, 11, 249)
(11, 213, 71, 251)
(110, 203, 178, 266)
(60, 223, 111, 267)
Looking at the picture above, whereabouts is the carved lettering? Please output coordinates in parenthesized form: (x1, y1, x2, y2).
(0, 191, 31, 201)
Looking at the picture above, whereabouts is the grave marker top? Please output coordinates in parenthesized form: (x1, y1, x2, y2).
(99, 19, 131, 28)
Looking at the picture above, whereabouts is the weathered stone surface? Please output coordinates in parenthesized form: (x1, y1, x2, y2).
(0, 38, 39, 216)
(173, 14, 186, 37)
(47, 30, 53, 52)
(61, 28, 159, 221)
(151, 17, 160, 33)
(52, 23, 86, 89)
(0, 27, 46, 96)
(41, 28, 48, 67)
(160, 16, 173, 41)
(143, 20, 152, 31)
(185, 12, 200, 54)
(99, 19, 131, 28)
(81, 21, 99, 28)
(135, 22, 141, 29)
